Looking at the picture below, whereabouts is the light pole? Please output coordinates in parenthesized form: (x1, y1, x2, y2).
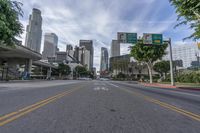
(168, 38, 175, 86)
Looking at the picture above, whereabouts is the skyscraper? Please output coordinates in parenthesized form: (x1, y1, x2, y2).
(42, 33, 58, 60)
(79, 46, 90, 70)
(74, 46, 80, 63)
(111, 40, 120, 57)
(25, 8, 42, 53)
(100, 47, 109, 72)
(66, 44, 74, 57)
(79, 40, 93, 71)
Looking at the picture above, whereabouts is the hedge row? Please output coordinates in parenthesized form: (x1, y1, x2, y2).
(165, 72, 200, 83)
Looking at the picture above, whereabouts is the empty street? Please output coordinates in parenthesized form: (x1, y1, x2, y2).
(0, 80, 200, 133)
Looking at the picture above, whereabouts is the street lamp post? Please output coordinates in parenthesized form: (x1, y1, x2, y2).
(168, 38, 175, 86)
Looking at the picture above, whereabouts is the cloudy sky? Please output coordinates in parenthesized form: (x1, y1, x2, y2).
(18, 0, 194, 70)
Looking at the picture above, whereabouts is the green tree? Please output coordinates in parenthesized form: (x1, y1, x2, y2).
(130, 41, 167, 83)
(169, 0, 200, 40)
(74, 66, 88, 77)
(0, 0, 24, 46)
(58, 63, 71, 79)
(133, 62, 146, 79)
(153, 60, 170, 79)
(116, 72, 126, 79)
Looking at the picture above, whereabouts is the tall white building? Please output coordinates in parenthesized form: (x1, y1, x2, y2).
(79, 40, 93, 71)
(42, 33, 58, 60)
(111, 40, 120, 57)
(79, 46, 90, 70)
(25, 8, 42, 53)
(163, 43, 199, 68)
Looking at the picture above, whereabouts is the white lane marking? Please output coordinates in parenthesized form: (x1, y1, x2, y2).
(102, 87, 109, 91)
(108, 83, 119, 88)
(115, 82, 200, 98)
(94, 87, 101, 91)
(93, 87, 109, 91)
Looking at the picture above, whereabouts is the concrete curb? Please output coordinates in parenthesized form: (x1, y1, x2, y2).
(141, 83, 176, 89)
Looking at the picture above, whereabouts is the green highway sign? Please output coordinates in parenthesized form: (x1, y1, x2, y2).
(143, 33, 163, 45)
(152, 34, 163, 44)
(126, 33, 137, 43)
(117, 32, 137, 44)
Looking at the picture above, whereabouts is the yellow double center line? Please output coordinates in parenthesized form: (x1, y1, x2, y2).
(0, 86, 82, 126)
(118, 87, 200, 122)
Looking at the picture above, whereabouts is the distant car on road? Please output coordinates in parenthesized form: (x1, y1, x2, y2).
(100, 78, 110, 81)
(78, 77, 92, 80)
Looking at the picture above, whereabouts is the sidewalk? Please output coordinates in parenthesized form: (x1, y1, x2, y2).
(141, 83, 200, 91)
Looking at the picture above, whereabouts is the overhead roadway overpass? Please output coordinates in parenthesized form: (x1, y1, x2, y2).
(0, 43, 57, 80)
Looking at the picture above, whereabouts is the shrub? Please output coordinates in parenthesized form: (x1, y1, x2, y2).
(175, 72, 200, 83)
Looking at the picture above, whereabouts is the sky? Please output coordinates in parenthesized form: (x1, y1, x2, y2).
(17, 0, 195, 70)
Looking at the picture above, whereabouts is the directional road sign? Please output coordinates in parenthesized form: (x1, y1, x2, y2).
(117, 32, 137, 44)
(143, 33, 163, 45)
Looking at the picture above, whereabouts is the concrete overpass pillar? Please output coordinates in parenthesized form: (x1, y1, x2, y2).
(47, 67, 52, 80)
(27, 59, 32, 74)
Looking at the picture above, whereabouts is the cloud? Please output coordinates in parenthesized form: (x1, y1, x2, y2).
(18, 0, 194, 70)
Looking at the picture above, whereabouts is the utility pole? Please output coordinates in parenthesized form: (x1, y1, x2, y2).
(168, 38, 175, 86)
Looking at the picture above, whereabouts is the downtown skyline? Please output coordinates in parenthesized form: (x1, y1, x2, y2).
(17, 0, 196, 70)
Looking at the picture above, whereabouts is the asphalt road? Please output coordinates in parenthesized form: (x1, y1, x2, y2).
(0, 80, 200, 133)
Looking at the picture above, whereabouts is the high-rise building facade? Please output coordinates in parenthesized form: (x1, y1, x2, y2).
(79, 40, 93, 71)
(163, 43, 199, 68)
(66, 44, 74, 58)
(66, 44, 73, 51)
(25, 8, 42, 53)
(79, 46, 90, 70)
(56, 52, 68, 63)
(42, 33, 58, 59)
(100, 47, 109, 72)
(111, 40, 120, 57)
(73, 46, 80, 63)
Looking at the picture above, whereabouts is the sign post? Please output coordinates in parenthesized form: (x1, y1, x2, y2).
(163, 38, 175, 86)
(168, 38, 175, 86)
(143, 33, 174, 85)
